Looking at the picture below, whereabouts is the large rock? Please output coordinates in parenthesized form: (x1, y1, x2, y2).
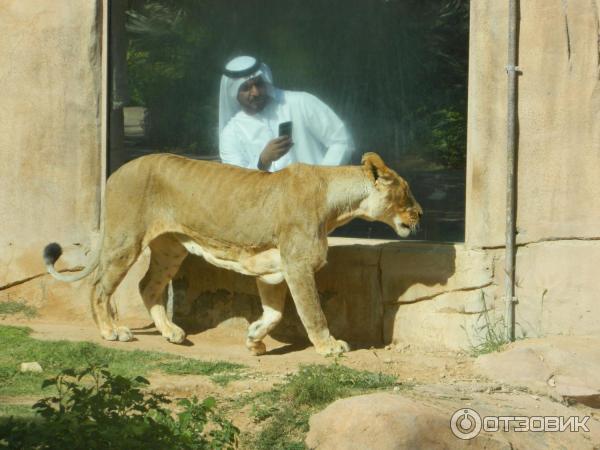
(306, 389, 600, 450)
(475, 335, 600, 407)
(305, 393, 509, 450)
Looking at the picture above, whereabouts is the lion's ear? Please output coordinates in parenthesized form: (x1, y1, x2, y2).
(362, 152, 393, 183)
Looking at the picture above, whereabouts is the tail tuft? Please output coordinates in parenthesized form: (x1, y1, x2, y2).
(43, 242, 63, 265)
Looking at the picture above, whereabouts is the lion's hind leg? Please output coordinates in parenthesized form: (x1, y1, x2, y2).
(91, 243, 142, 342)
(91, 283, 133, 342)
(139, 234, 188, 344)
(246, 279, 287, 356)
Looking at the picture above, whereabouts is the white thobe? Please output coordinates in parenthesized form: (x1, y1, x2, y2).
(219, 90, 353, 171)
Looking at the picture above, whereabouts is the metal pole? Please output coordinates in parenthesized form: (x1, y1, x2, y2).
(504, 0, 519, 342)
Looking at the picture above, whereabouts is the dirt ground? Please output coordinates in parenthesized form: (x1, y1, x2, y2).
(2, 312, 475, 392)
(3, 305, 600, 448)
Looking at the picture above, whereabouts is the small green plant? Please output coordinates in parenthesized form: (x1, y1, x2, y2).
(252, 407, 309, 450)
(286, 364, 397, 407)
(0, 300, 37, 318)
(250, 403, 279, 423)
(0, 365, 239, 450)
(464, 291, 509, 356)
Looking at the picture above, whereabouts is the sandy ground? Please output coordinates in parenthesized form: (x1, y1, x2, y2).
(3, 309, 599, 448)
(2, 312, 474, 384)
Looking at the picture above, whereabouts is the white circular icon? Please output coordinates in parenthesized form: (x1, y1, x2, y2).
(450, 408, 482, 440)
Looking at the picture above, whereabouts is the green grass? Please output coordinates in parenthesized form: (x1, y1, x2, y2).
(252, 407, 310, 450)
(245, 363, 400, 450)
(463, 291, 510, 356)
(159, 358, 242, 376)
(0, 404, 35, 420)
(0, 300, 37, 318)
(158, 359, 245, 386)
(469, 314, 508, 356)
(0, 325, 408, 448)
(209, 372, 246, 386)
(0, 325, 245, 401)
(287, 364, 397, 406)
(470, 336, 507, 356)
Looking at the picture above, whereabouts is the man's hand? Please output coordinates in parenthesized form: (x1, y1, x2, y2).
(258, 137, 293, 170)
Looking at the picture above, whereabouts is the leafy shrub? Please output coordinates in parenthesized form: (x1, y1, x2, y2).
(0, 366, 238, 450)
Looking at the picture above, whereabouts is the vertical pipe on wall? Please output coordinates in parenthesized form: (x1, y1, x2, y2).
(100, 0, 109, 228)
(504, 0, 519, 342)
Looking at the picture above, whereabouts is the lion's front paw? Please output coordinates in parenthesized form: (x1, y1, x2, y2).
(100, 328, 118, 341)
(101, 326, 133, 342)
(315, 338, 350, 356)
(163, 325, 186, 344)
(116, 326, 133, 342)
(246, 339, 267, 356)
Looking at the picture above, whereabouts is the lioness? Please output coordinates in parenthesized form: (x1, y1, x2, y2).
(43, 152, 421, 355)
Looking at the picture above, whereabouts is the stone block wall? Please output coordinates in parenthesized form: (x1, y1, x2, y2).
(172, 240, 496, 350)
(466, 0, 600, 342)
(0, 1, 104, 296)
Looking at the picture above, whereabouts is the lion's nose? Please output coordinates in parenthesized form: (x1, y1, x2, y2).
(415, 204, 423, 219)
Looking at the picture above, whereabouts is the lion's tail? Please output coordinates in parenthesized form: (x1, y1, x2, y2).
(43, 242, 100, 283)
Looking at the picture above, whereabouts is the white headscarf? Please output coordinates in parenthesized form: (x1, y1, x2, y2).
(218, 56, 276, 140)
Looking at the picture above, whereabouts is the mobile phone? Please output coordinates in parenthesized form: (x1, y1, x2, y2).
(278, 121, 292, 137)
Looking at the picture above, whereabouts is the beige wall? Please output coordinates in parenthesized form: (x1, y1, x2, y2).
(515, 0, 600, 243)
(1, 0, 599, 350)
(0, 1, 104, 292)
(170, 239, 496, 350)
(467, 0, 600, 246)
(465, 0, 600, 341)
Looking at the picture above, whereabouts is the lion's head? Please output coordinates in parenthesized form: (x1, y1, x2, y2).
(360, 152, 423, 238)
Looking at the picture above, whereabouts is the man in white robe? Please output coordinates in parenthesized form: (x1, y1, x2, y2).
(219, 56, 354, 171)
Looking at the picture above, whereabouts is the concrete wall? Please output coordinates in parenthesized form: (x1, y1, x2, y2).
(0, 1, 104, 309)
(1, 0, 599, 351)
(466, 0, 600, 340)
(172, 239, 495, 350)
(467, 0, 600, 246)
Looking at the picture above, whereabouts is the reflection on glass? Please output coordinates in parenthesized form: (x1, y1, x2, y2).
(218, 56, 354, 171)
(110, 0, 469, 242)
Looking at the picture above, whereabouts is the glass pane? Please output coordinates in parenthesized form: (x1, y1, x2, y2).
(109, 0, 469, 242)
